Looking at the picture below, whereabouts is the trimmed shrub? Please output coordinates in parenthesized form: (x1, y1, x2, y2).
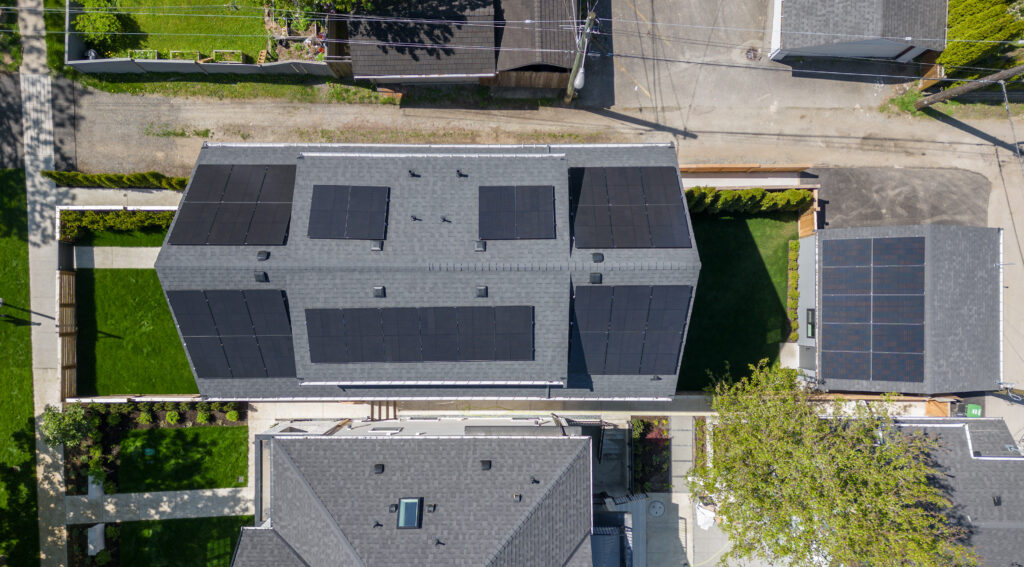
(105, 524, 120, 540)
(684, 187, 813, 216)
(223, 402, 237, 412)
(178, 402, 192, 413)
(106, 413, 122, 427)
(685, 186, 716, 214)
(196, 411, 211, 424)
(59, 209, 175, 243)
(87, 403, 107, 415)
(209, 402, 223, 412)
(136, 411, 153, 425)
(157, 402, 174, 412)
(94, 548, 112, 566)
(196, 401, 211, 412)
(164, 410, 180, 425)
(938, 0, 1024, 72)
(786, 239, 800, 341)
(41, 170, 187, 191)
(225, 410, 240, 423)
(40, 404, 91, 449)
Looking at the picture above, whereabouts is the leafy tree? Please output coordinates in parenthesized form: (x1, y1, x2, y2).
(40, 404, 92, 449)
(938, 0, 1024, 71)
(279, 0, 374, 15)
(74, 0, 125, 52)
(688, 362, 975, 566)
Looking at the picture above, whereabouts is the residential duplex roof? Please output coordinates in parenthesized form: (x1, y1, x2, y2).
(155, 143, 700, 401)
(780, 0, 947, 51)
(896, 418, 1024, 566)
(812, 225, 1001, 395)
(231, 432, 592, 566)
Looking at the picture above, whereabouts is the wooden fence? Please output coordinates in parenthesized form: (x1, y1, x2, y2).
(58, 270, 77, 400)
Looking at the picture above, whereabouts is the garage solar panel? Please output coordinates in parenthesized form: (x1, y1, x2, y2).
(169, 203, 219, 245)
(308, 185, 390, 240)
(186, 164, 231, 203)
(206, 290, 253, 335)
(221, 335, 266, 377)
(246, 203, 291, 246)
(222, 165, 266, 202)
(185, 336, 231, 378)
(257, 335, 297, 377)
(166, 290, 217, 336)
(308, 185, 349, 239)
(478, 186, 555, 240)
(819, 234, 927, 384)
(639, 167, 682, 204)
(206, 203, 256, 246)
(258, 165, 297, 203)
(244, 290, 291, 336)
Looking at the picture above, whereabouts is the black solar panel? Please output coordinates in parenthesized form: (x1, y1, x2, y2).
(174, 164, 294, 246)
(244, 290, 291, 335)
(166, 290, 217, 336)
(257, 335, 297, 377)
(308, 185, 390, 240)
(221, 335, 266, 377)
(478, 186, 555, 240)
(184, 336, 231, 378)
(570, 167, 690, 249)
(571, 285, 690, 375)
(205, 290, 253, 335)
(819, 235, 927, 384)
(305, 306, 533, 364)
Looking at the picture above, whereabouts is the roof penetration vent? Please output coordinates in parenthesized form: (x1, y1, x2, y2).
(512, 493, 522, 503)
(592, 253, 604, 263)
(254, 271, 269, 283)
(257, 250, 270, 261)
(373, 463, 385, 474)
(476, 286, 488, 298)
(373, 286, 386, 298)
(371, 240, 384, 251)
(475, 240, 487, 252)
(590, 273, 602, 284)
(480, 460, 492, 471)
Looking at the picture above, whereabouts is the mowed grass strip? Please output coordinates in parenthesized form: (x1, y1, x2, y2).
(77, 268, 197, 395)
(120, 516, 252, 567)
(118, 426, 248, 492)
(78, 229, 167, 247)
(0, 169, 39, 563)
(679, 213, 798, 391)
(112, 0, 267, 59)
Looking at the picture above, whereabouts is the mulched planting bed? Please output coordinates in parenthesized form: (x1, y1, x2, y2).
(631, 416, 672, 493)
(64, 402, 247, 496)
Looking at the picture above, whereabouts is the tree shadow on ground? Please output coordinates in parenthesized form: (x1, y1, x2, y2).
(0, 419, 40, 564)
(118, 428, 223, 492)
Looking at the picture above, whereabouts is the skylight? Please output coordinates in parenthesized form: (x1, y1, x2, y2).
(397, 497, 423, 529)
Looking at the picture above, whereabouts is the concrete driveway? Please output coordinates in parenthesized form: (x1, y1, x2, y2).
(810, 167, 991, 228)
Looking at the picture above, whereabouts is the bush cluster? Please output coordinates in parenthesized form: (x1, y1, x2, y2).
(42, 170, 187, 191)
(60, 209, 175, 242)
(787, 240, 800, 342)
(685, 187, 813, 215)
(938, 0, 1024, 72)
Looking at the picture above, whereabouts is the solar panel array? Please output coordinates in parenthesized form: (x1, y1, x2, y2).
(819, 237, 926, 383)
(571, 166, 691, 249)
(166, 289, 296, 379)
(306, 306, 534, 363)
(478, 185, 556, 240)
(570, 285, 691, 375)
(308, 185, 391, 240)
(169, 164, 296, 246)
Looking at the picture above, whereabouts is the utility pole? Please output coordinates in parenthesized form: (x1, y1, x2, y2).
(914, 63, 1024, 110)
(564, 11, 597, 105)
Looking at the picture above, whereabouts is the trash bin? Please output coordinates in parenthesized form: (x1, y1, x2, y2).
(965, 404, 983, 418)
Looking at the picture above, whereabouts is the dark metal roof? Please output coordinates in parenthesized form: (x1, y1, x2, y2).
(780, 0, 947, 52)
(348, 0, 498, 79)
(815, 225, 1001, 395)
(156, 143, 701, 401)
(496, 0, 576, 71)
(231, 435, 592, 566)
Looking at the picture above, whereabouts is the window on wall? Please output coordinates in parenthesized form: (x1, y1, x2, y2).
(397, 498, 423, 529)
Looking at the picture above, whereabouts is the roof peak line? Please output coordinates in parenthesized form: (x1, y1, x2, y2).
(298, 152, 567, 160)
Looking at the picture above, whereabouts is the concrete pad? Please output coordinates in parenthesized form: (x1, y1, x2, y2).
(74, 246, 160, 269)
(778, 342, 800, 369)
(646, 493, 691, 566)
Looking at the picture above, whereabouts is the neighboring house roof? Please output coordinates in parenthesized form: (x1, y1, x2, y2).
(348, 0, 497, 79)
(780, 0, 947, 52)
(896, 418, 1024, 566)
(496, 0, 576, 72)
(231, 434, 592, 566)
(812, 225, 1001, 395)
(155, 143, 700, 401)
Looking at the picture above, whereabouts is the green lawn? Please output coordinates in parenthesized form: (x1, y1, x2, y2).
(102, 0, 268, 60)
(679, 213, 798, 391)
(0, 170, 40, 563)
(79, 229, 168, 247)
(120, 516, 252, 567)
(119, 426, 248, 492)
(77, 268, 197, 395)
(0, 0, 21, 71)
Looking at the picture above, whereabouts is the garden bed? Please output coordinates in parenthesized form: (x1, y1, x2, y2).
(69, 516, 250, 566)
(76, 269, 196, 396)
(64, 402, 247, 495)
(631, 417, 672, 493)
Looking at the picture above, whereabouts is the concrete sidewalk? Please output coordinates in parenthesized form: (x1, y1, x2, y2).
(74, 247, 160, 269)
(65, 488, 252, 524)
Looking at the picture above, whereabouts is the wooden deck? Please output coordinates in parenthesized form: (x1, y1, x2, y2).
(798, 189, 818, 238)
(58, 270, 77, 400)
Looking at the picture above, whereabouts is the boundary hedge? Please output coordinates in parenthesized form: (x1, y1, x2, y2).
(685, 187, 813, 215)
(42, 170, 187, 191)
(61, 210, 175, 242)
(938, 0, 1024, 73)
(787, 240, 799, 342)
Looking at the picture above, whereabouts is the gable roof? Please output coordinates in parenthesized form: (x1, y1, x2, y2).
(348, 0, 498, 79)
(813, 225, 1001, 395)
(897, 418, 1024, 566)
(232, 435, 592, 566)
(155, 143, 700, 401)
(780, 0, 948, 51)
(496, 0, 576, 71)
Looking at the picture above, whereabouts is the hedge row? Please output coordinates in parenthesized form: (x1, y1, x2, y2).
(61, 209, 175, 242)
(42, 170, 187, 191)
(938, 0, 1024, 72)
(786, 240, 800, 342)
(685, 187, 812, 215)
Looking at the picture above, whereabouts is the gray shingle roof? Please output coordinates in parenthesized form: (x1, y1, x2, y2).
(896, 418, 1024, 567)
(814, 225, 1001, 395)
(496, 0, 576, 72)
(156, 143, 700, 401)
(780, 0, 947, 52)
(232, 435, 592, 566)
(348, 0, 497, 79)
(231, 529, 307, 567)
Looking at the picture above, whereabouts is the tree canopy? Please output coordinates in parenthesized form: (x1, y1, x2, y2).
(40, 404, 92, 450)
(688, 362, 975, 566)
